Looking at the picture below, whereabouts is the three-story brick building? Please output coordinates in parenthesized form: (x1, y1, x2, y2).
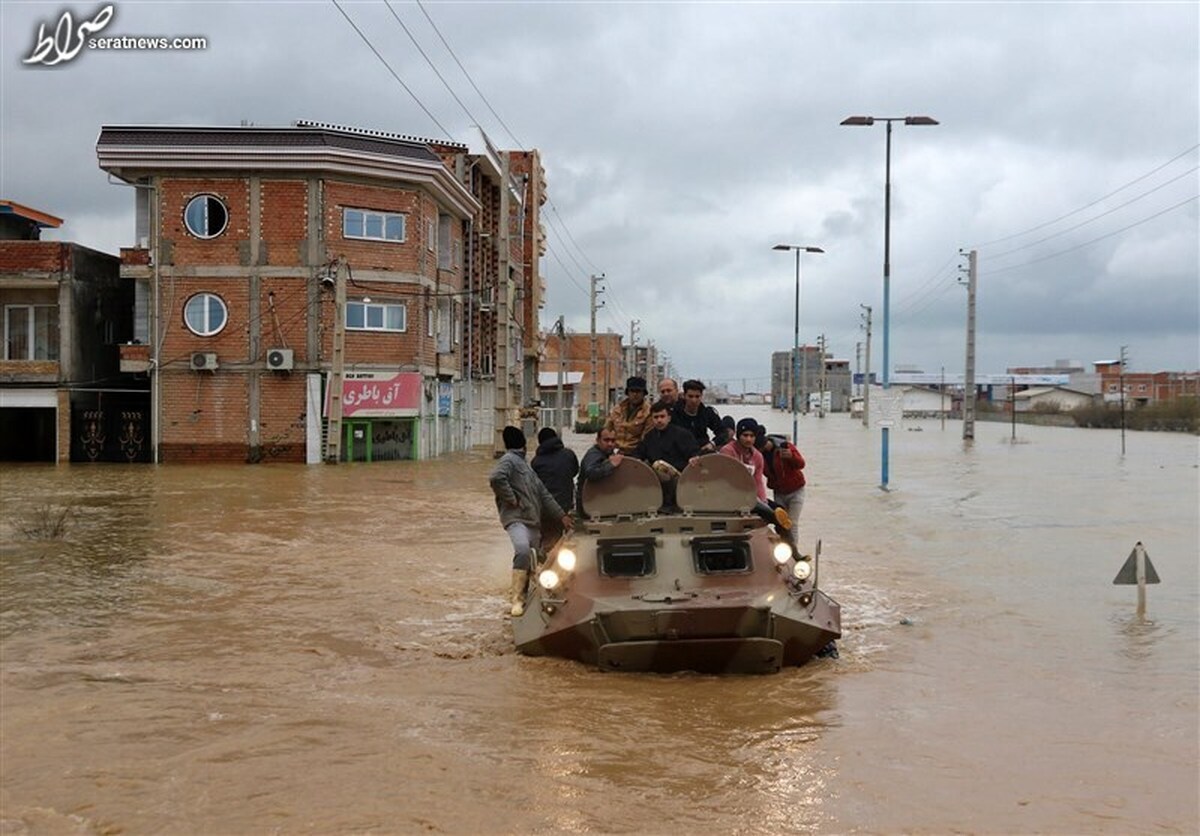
(97, 122, 484, 463)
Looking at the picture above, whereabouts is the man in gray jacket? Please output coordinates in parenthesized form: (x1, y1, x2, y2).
(489, 426, 574, 617)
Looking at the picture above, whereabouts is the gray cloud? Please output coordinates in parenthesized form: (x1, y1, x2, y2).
(2, 0, 1195, 386)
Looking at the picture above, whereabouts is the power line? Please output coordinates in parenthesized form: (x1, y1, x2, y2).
(969, 143, 1199, 249)
(984, 165, 1198, 260)
(981, 194, 1198, 277)
(330, 0, 452, 138)
(414, 0, 526, 151)
(383, 0, 482, 128)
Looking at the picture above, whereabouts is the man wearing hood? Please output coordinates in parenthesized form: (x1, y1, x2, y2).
(489, 426, 574, 617)
(531, 427, 579, 543)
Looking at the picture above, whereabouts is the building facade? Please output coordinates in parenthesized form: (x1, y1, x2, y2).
(0, 201, 135, 462)
(97, 122, 481, 463)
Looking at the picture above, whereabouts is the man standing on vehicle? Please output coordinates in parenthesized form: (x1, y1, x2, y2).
(672, 379, 727, 453)
(490, 426, 574, 617)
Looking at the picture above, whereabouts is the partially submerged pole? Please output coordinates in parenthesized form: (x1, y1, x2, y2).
(1113, 541, 1161, 619)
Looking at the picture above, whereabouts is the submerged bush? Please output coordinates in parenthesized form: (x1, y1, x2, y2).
(1070, 398, 1198, 433)
(15, 504, 75, 540)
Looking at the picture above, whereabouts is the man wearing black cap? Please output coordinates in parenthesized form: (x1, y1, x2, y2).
(604, 375, 652, 455)
(719, 418, 791, 532)
(489, 426, 574, 617)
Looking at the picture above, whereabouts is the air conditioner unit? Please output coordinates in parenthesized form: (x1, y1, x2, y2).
(266, 348, 294, 371)
(190, 352, 218, 371)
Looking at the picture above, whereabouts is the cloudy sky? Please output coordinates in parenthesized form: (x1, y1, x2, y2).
(2, 1, 1196, 389)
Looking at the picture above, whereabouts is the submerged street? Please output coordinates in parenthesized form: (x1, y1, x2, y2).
(2, 410, 1197, 834)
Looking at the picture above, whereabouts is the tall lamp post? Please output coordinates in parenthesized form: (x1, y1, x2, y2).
(840, 114, 938, 490)
(772, 244, 824, 444)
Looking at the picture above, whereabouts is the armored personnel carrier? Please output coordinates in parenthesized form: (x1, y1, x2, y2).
(512, 453, 840, 674)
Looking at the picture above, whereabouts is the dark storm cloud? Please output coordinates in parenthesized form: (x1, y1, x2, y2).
(2, 0, 1195, 383)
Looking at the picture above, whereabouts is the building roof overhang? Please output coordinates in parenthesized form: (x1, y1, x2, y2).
(0, 200, 63, 228)
(96, 125, 481, 220)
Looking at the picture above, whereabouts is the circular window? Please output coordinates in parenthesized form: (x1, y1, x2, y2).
(183, 293, 228, 336)
(183, 194, 228, 239)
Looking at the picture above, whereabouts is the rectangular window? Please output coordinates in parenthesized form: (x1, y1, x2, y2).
(427, 219, 436, 251)
(343, 208, 406, 243)
(691, 538, 752, 574)
(438, 214, 452, 269)
(426, 307, 434, 337)
(598, 538, 656, 578)
(346, 301, 406, 332)
(4, 305, 59, 360)
(437, 298, 451, 353)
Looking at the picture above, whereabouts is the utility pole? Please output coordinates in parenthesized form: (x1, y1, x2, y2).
(817, 333, 828, 417)
(589, 274, 604, 420)
(855, 341, 862, 398)
(555, 315, 566, 433)
(960, 249, 978, 440)
(325, 256, 348, 463)
(629, 318, 639, 385)
(860, 304, 872, 428)
(1120, 345, 1128, 455)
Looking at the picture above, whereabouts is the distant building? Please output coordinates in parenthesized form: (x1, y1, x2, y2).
(1093, 360, 1199, 406)
(0, 200, 135, 462)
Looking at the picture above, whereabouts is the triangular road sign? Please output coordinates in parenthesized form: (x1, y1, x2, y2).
(1113, 542, 1161, 585)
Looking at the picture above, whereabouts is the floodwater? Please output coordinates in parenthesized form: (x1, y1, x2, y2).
(1, 408, 1197, 835)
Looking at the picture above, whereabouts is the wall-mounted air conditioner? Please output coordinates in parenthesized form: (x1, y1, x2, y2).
(190, 352, 218, 371)
(266, 348, 294, 371)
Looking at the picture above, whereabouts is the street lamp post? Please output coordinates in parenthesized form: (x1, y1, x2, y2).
(840, 114, 938, 490)
(772, 244, 824, 444)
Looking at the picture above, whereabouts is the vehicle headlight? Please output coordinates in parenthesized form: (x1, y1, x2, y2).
(538, 569, 561, 590)
(556, 548, 577, 572)
(792, 560, 812, 581)
(773, 542, 794, 565)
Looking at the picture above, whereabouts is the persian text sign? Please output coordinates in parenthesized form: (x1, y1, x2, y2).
(327, 371, 422, 417)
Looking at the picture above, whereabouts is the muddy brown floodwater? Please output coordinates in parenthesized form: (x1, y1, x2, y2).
(2, 409, 1197, 834)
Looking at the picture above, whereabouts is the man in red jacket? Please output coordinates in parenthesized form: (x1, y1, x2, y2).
(759, 432, 806, 546)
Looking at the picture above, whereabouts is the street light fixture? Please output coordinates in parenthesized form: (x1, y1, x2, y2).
(840, 113, 939, 490)
(772, 243, 824, 445)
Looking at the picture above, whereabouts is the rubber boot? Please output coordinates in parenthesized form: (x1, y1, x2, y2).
(509, 569, 529, 617)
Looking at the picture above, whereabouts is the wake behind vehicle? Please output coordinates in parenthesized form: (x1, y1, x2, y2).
(513, 454, 840, 674)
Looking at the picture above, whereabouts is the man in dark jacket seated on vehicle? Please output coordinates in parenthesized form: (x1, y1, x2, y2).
(634, 400, 700, 510)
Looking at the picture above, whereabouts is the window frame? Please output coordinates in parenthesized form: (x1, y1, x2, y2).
(4, 304, 59, 360)
(342, 208, 407, 244)
(345, 300, 407, 333)
(182, 292, 229, 337)
(183, 194, 229, 239)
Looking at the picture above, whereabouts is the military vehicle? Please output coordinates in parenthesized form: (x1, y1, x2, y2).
(512, 454, 841, 673)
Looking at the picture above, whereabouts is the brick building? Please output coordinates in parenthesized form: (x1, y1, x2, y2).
(0, 200, 135, 462)
(1094, 360, 1200, 406)
(96, 122, 481, 463)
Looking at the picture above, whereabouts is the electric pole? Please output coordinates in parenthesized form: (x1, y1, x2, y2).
(325, 256, 348, 463)
(555, 315, 566, 432)
(1120, 344, 1128, 455)
(589, 274, 604, 419)
(860, 304, 872, 428)
(817, 333, 828, 417)
(629, 318, 640, 385)
(960, 249, 978, 440)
